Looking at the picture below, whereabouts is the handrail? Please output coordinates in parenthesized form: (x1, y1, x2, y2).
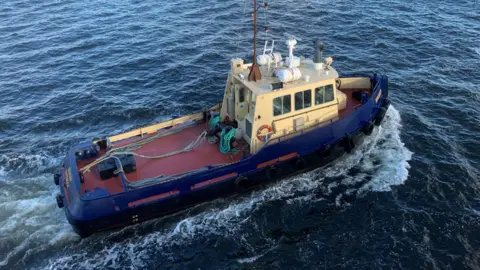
(108, 104, 219, 143)
(264, 113, 334, 147)
(272, 103, 339, 123)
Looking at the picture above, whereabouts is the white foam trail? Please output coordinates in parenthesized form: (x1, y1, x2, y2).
(237, 254, 263, 263)
(42, 106, 411, 269)
(358, 107, 413, 192)
(0, 175, 78, 268)
(0, 153, 60, 180)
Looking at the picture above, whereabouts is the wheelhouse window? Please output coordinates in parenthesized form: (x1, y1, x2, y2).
(325, 85, 334, 102)
(315, 84, 335, 105)
(295, 89, 312, 111)
(273, 94, 291, 116)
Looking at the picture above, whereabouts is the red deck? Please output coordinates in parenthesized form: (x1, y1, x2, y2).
(338, 88, 370, 116)
(77, 88, 369, 196)
(78, 124, 243, 195)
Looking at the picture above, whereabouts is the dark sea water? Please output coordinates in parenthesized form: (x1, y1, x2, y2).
(0, 0, 479, 269)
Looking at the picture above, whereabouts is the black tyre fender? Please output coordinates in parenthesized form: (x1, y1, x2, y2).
(54, 173, 60, 186)
(56, 194, 64, 208)
(295, 157, 306, 170)
(234, 176, 249, 191)
(374, 107, 387, 126)
(316, 145, 332, 159)
(363, 121, 375, 136)
(343, 135, 355, 153)
(266, 165, 277, 180)
(78, 230, 92, 238)
(382, 98, 391, 109)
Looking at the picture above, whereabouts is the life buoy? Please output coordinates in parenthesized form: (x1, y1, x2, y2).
(375, 107, 387, 126)
(257, 125, 273, 142)
(363, 121, 374, 136)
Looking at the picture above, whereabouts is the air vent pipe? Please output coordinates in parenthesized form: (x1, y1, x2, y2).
(313, 40, 324, 70)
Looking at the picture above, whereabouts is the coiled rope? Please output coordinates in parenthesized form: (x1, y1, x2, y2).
(209, 115, 220, 130)
(220, 128, 238, 154)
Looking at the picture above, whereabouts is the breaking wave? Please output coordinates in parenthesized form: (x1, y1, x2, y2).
(31, 106, 412, 269)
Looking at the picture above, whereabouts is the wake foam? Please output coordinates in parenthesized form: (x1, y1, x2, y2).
(39, 106, 412, 269)
(0, 175, 78, 268)
(0, 153, 60, 179)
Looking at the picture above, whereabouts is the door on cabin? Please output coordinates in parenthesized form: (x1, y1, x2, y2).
(235, 86, 248, 121)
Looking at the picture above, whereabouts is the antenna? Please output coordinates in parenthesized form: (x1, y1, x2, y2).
(248, 1, 268, 82)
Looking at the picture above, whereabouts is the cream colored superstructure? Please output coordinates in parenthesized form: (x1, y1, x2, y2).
(221, 52, 346, 154)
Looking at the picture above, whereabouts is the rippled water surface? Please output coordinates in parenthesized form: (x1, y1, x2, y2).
(0, 0, 479, 269)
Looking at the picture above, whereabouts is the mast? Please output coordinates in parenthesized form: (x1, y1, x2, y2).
(248, 0, 262, 82)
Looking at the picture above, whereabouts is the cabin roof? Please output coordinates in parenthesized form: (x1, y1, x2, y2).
(233, 59, 339, 96)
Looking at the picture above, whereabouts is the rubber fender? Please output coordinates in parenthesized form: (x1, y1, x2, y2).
(363, 121, 375, 136)
(382, 98, 391, 109)
(54, 172, 60, 186)
(374, 107, 387, 126)
(77, 229, 92, 238)
(56, 194, 64, 208)
(316, 145, 332, 159)
(383, 76, 389, 97)
(343, 135, 355, 153)
(323, 147, 332, 158)
(234, 176, 249, 191)
(266, 165, 277, 180)
(295, 157, 306, 170)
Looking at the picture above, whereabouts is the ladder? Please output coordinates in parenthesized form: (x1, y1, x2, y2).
(263, 40, 275, 56)
(262, 40, 278, 71)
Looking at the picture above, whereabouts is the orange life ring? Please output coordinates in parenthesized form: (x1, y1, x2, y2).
(257, 125, 273, 142)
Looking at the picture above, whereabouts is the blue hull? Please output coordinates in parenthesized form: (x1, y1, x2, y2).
(58, 74, 390, 237)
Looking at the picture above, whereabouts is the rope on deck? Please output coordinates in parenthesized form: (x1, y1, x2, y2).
(80, 121, 204, 174)
(220, 127, 239, 154)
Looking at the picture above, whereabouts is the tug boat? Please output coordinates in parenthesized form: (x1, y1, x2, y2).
(54, 3, 390, 237)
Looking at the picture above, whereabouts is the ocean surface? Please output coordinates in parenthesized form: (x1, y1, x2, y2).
(0, 0, 479, 269)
